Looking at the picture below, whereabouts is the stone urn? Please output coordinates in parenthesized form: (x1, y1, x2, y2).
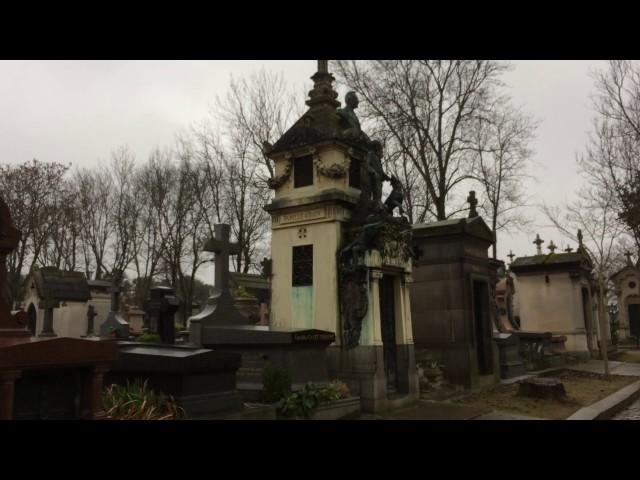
(234, 295, 260, 323)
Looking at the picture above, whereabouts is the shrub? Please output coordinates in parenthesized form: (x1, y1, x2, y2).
(103, 379, 185, 420)
(276, 382, 348, 419)
(137, 333, 161, 344)
(262, 364, 292, 403)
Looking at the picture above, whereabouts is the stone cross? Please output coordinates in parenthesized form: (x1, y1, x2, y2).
(565, 246, 573, 253)
(467, 191, 478, 218)
(108, 272, 124, 313)
(507, 251, 516, 264)
(625, 251, 634, 266)
(547, 240, 557, 254)
(205, 224, 241, 297)
(533, 234, 545, 255)
(86, 305, 97, 336)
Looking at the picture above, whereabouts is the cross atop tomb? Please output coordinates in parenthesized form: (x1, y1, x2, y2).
(108, 271, 124, 313)
(565, 246, 574, 253)
(548, 240, 557, 254)
(507, 250, 516, 264)
(533, 234, 544, 255)
(205, 224, 241, 296)
(625, 251, 634, 266)
(467, 191, 478, 218)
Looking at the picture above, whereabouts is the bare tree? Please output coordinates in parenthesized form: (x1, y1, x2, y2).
(334, 60, 510, 220)
(583, 61, 640, 252)
(0, 159, 71, 303)
(471, 102, 538, 258)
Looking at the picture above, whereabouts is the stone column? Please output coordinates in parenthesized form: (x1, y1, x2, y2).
(38, 299, 59, 337)
(370, 270, 383, 346)
(0, 370, 21, 420)
(83, 365, 109, 420)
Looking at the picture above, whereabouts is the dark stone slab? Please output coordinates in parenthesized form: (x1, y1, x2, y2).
(197, 326, 335, 400)
(105, 341, 242, 417)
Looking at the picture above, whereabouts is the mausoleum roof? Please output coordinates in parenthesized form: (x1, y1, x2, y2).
(412, 216, 494, 244)
(510, 252, 592, 274)
(27, 267, 91, 303)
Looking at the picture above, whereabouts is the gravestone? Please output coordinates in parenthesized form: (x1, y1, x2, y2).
(144, 286, 179, 344)
(0, 196, 118, 420)
(188, 224, 253, 345)
(98, 272, 130, 339)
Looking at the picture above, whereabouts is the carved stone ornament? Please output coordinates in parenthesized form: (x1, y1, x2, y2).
(267, 154, 293, 190)
(313, 152, 348, 179)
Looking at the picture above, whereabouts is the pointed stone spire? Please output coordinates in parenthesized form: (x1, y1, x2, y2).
(306, 60, 340, 108)
(547, 240, 557, 254)
(533, 234, 544, 255)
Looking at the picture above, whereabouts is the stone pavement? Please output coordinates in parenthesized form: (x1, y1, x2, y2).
(566, 359, 640, 377)
(612, 397, 640, 420)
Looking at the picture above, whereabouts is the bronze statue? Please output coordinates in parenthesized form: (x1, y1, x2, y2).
(336, 91, 369, 142)
(365, 140, 390, 211)
(384, 176, 405, 217)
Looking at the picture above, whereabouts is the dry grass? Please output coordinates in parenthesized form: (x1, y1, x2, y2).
(454, 369, 638, 420)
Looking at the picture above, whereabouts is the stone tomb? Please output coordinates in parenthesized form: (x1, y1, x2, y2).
(610, 256, 640, 341)
(196, 325, 335, 400)
(105, 285, 243, 417)
(105, 342, 242, 417)
(0, 196, 118, 420)
(23, 268, 92, 338)
(509, 236, 596, 357)
(410, 206, 499, 388)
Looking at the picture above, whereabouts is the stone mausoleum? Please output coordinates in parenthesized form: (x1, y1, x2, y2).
(509, 233, 597, 356)
(410, 202, 499, 388)
(264, 62, 418, 412)
(610, 253, 640, 341)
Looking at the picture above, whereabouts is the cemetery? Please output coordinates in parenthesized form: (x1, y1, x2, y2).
(2, 59, 640, 421)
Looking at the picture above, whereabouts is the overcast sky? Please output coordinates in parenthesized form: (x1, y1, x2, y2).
(0, 60, 606, 269)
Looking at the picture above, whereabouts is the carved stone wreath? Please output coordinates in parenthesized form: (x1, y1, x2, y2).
(312, 147, 352, 179)
(267, 155, 293, 190)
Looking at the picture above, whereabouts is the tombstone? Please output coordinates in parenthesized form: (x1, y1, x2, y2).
(98, 273, 130, 339)
(0, 196, 118, 420)
(144, 286, 179, 344)
(262, 62, 417, 413)
(510, 235, 596, 357)
(188, 224, 252, 345)
(410, 193, 499, 388)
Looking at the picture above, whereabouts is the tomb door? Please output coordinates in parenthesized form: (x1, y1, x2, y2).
(629, 303, 640, 341)
(472, 280, 493, 375)
(379, 275, 398, 392)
